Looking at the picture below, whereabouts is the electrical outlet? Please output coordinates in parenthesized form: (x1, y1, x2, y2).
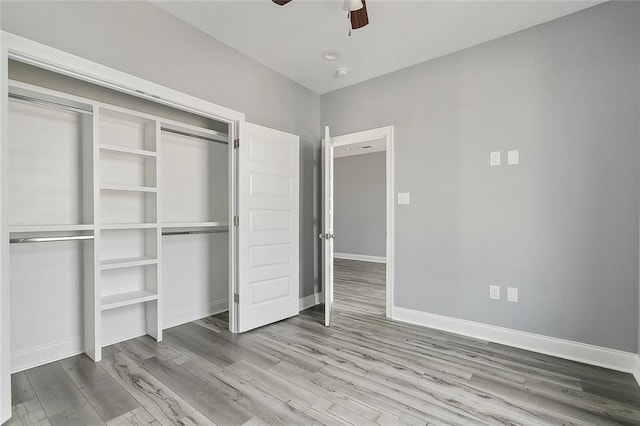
(507, 150, 519, 165)
(490, 152, 501, 166)
(507, 287, 518, 303)
(489, 285, 500, 300)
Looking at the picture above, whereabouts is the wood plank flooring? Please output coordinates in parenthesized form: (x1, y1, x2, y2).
(6, 258, 640, 425)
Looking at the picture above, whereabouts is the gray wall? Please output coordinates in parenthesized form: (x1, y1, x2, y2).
(334, 152, 386, 258)
(1, 0, 321, 298)
(322, 1, 640, 352)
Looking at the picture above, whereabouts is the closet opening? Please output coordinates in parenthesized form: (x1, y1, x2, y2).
(5, 60, 234, 371)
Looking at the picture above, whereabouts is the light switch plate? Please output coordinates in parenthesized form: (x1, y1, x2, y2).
(489, 285, 500, 300)
(508, 150, 519, 165)
(490, 152, 501, 166)
(398, 192, 410, 205)
(507, 287, 518, 302)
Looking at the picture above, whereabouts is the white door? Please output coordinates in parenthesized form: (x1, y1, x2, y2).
(322, 126, 335, 327)
(237, 122, 300, 332)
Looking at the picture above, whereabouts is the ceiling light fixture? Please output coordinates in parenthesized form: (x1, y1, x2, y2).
(336, 67, 349, 78)
(347, 0, 368, 36)
(322, 51, 339, 61)
(344, 0, 363, 12)
(272, 0, 369, 34)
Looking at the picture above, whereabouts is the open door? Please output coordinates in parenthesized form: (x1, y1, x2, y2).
(322, 126, 335, 326)
(236, 122, 300, 332)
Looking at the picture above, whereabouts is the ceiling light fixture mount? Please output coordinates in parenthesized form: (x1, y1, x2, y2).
(322, 51, 339, 61)
(336, 67, 349, 78)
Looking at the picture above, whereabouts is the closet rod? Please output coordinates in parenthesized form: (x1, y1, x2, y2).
(162, 229, 229, 236)
(9, 93, 93, 116)
(161, 127, 228, 145)
(9, 235, 94, 244)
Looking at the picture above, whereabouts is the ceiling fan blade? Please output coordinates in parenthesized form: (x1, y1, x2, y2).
(350, 0, 369, 29)
(272, 0, 293, 5)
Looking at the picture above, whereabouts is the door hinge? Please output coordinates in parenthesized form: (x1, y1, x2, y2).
(234, 293, 239, 303)
(233, 216, 239, 227)
(234, 138, 239, 149)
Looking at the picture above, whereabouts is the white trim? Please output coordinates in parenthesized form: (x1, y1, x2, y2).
(163, 299, 229, 329)
(0, 32, 248, 420)
(331, 126, 395, 319)
(0, 31, 244, 337)
(633, 355, 640, 386)
(11, 294, 320, 373)
(2, 32, 244, 123)
(10, 337, 83, 374)
(0, 36, 10, 424)
(334, 252, 386, 263)
(392, 306, 639, 376)
(10, 299, 230, 374)
(300, 292, 322, 311)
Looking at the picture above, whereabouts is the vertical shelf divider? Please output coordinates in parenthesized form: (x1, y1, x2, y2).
(85, 104, 101, 361)
(148, 120, 162, 341)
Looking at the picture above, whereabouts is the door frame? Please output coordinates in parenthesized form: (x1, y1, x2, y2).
(329, 126, 395, 318)
(0, 31, 246, 421)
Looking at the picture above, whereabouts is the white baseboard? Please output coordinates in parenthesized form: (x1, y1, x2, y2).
(11, 299, 230, 373)
(11, 337, 82, 374)
(300, 292, 322, 311)
(163, 298, 229, 329)
(334, 252, 386, 263)
(392, 306, 639, 379)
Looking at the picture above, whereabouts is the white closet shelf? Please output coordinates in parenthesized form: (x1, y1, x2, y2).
(101, 223, 158, 230)
(101, 290, 158, 311)
(100, 144, 157, 158)
(9, 224, 95, 233)
(101, 184, 157, 193)
(162, 222, 229, 228)
(101, 256, 157, 270)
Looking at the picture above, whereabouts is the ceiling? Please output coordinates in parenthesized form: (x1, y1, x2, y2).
(153, 0, 604, 94)
(334, 137, 386, 158)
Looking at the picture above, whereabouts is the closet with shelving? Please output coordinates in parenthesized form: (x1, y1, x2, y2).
(7, 70, 231, 370)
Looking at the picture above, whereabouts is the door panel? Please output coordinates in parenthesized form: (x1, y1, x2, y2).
(237, 122, 299, 332)
(322, 126, 334, 327)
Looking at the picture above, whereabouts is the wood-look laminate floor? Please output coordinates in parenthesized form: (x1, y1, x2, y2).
(6, 259, 640, 425)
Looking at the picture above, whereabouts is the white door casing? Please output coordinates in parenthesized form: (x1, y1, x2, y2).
(0, 32, 246, 422)
(237, 122, 300, 332)
(322, 126, 334, 327)
(0, 38, 10, 424)
(327, 125, 395, 319)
